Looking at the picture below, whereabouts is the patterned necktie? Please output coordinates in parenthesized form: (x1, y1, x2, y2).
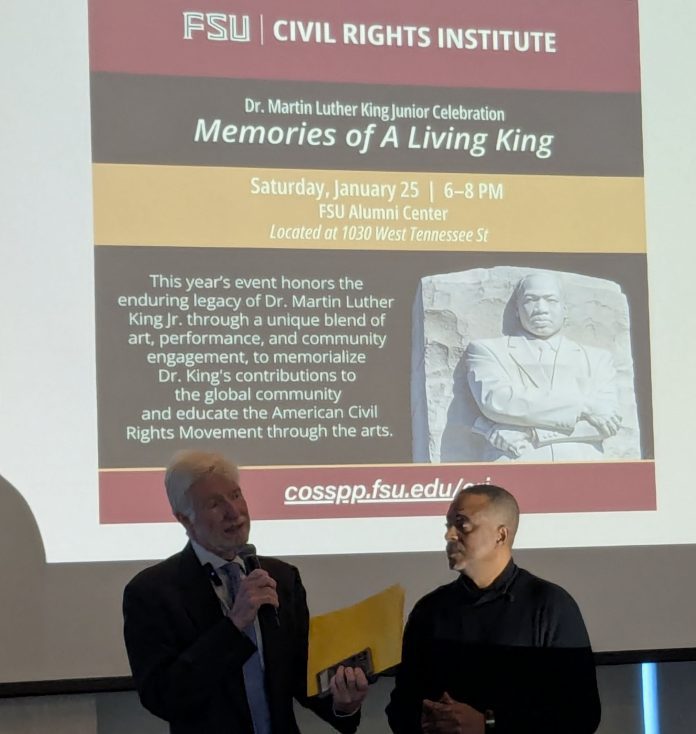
(220, 562, 272, 734)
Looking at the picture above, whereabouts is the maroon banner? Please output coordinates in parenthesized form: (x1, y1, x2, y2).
(99, 460, 656, 523)
(88, 0, 640, 92)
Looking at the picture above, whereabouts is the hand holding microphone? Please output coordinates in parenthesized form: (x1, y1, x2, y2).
(228, 544, 280, 631)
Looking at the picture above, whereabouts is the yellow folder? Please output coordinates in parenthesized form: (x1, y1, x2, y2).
(307, 584, 405, 696)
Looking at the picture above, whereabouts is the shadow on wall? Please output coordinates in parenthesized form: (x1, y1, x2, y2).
(0, 474, 47, 666)
(0, 475, 151, 684)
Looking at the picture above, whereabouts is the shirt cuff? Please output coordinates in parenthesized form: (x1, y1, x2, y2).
(332, 703, 361, 717)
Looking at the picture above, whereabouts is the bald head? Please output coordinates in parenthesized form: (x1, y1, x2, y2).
(444, 484, 521, 585)
(458, 484, 520, 544)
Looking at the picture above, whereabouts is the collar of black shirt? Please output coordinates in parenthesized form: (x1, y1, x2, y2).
(455, 559, 518, 605)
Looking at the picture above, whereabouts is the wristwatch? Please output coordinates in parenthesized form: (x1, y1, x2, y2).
(484, 709, 496, 731)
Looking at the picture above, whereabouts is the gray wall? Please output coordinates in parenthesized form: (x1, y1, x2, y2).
(3, 664, 694, 734)
(2, 474, 695, 685)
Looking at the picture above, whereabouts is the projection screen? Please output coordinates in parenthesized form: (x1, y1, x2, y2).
(1, 0, 695, 683)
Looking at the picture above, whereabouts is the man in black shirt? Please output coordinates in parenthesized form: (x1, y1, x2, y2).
(386, 484, 600, 734)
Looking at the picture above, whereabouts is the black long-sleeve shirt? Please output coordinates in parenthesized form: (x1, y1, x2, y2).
(386, 561, 601, 734)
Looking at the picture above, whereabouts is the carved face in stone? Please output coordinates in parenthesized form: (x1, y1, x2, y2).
(515, 273, 567, 339)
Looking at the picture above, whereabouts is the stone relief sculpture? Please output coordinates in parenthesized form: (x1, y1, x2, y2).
(411, 267, 642, 463)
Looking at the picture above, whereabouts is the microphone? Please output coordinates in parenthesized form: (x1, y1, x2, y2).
(238, 544, 280, 627)
(238, 543, 261, 573)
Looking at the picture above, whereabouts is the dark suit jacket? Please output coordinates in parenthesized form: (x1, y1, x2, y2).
(123, 543, 359, 734)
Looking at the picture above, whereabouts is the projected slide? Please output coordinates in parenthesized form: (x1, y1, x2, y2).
(89, 0, 654, 534)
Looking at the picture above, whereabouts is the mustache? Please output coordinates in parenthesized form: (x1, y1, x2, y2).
(446, 542, 464, 554)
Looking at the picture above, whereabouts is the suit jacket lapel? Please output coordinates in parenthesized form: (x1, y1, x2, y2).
(258, 557, 292, 722)
(177, 542, 224, 633)
(507, 336, 550, 388)
(258, 557, 283, 653)
(556, 337, 584, 365)
(176, 543, 256, 729)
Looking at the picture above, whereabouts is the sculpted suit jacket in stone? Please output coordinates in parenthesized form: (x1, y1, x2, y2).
(465, 335, 619, 461)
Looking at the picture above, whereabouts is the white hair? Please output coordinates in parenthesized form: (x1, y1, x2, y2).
(164, 450, 240, 517)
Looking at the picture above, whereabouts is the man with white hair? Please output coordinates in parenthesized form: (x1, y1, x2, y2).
(465, 271, 622, 462)
(123, 450, 367, 734)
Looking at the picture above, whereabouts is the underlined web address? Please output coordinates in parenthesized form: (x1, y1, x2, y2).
(284, 476, 490, 505)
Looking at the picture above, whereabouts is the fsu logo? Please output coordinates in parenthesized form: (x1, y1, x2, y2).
(183, 12, 251, 42)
